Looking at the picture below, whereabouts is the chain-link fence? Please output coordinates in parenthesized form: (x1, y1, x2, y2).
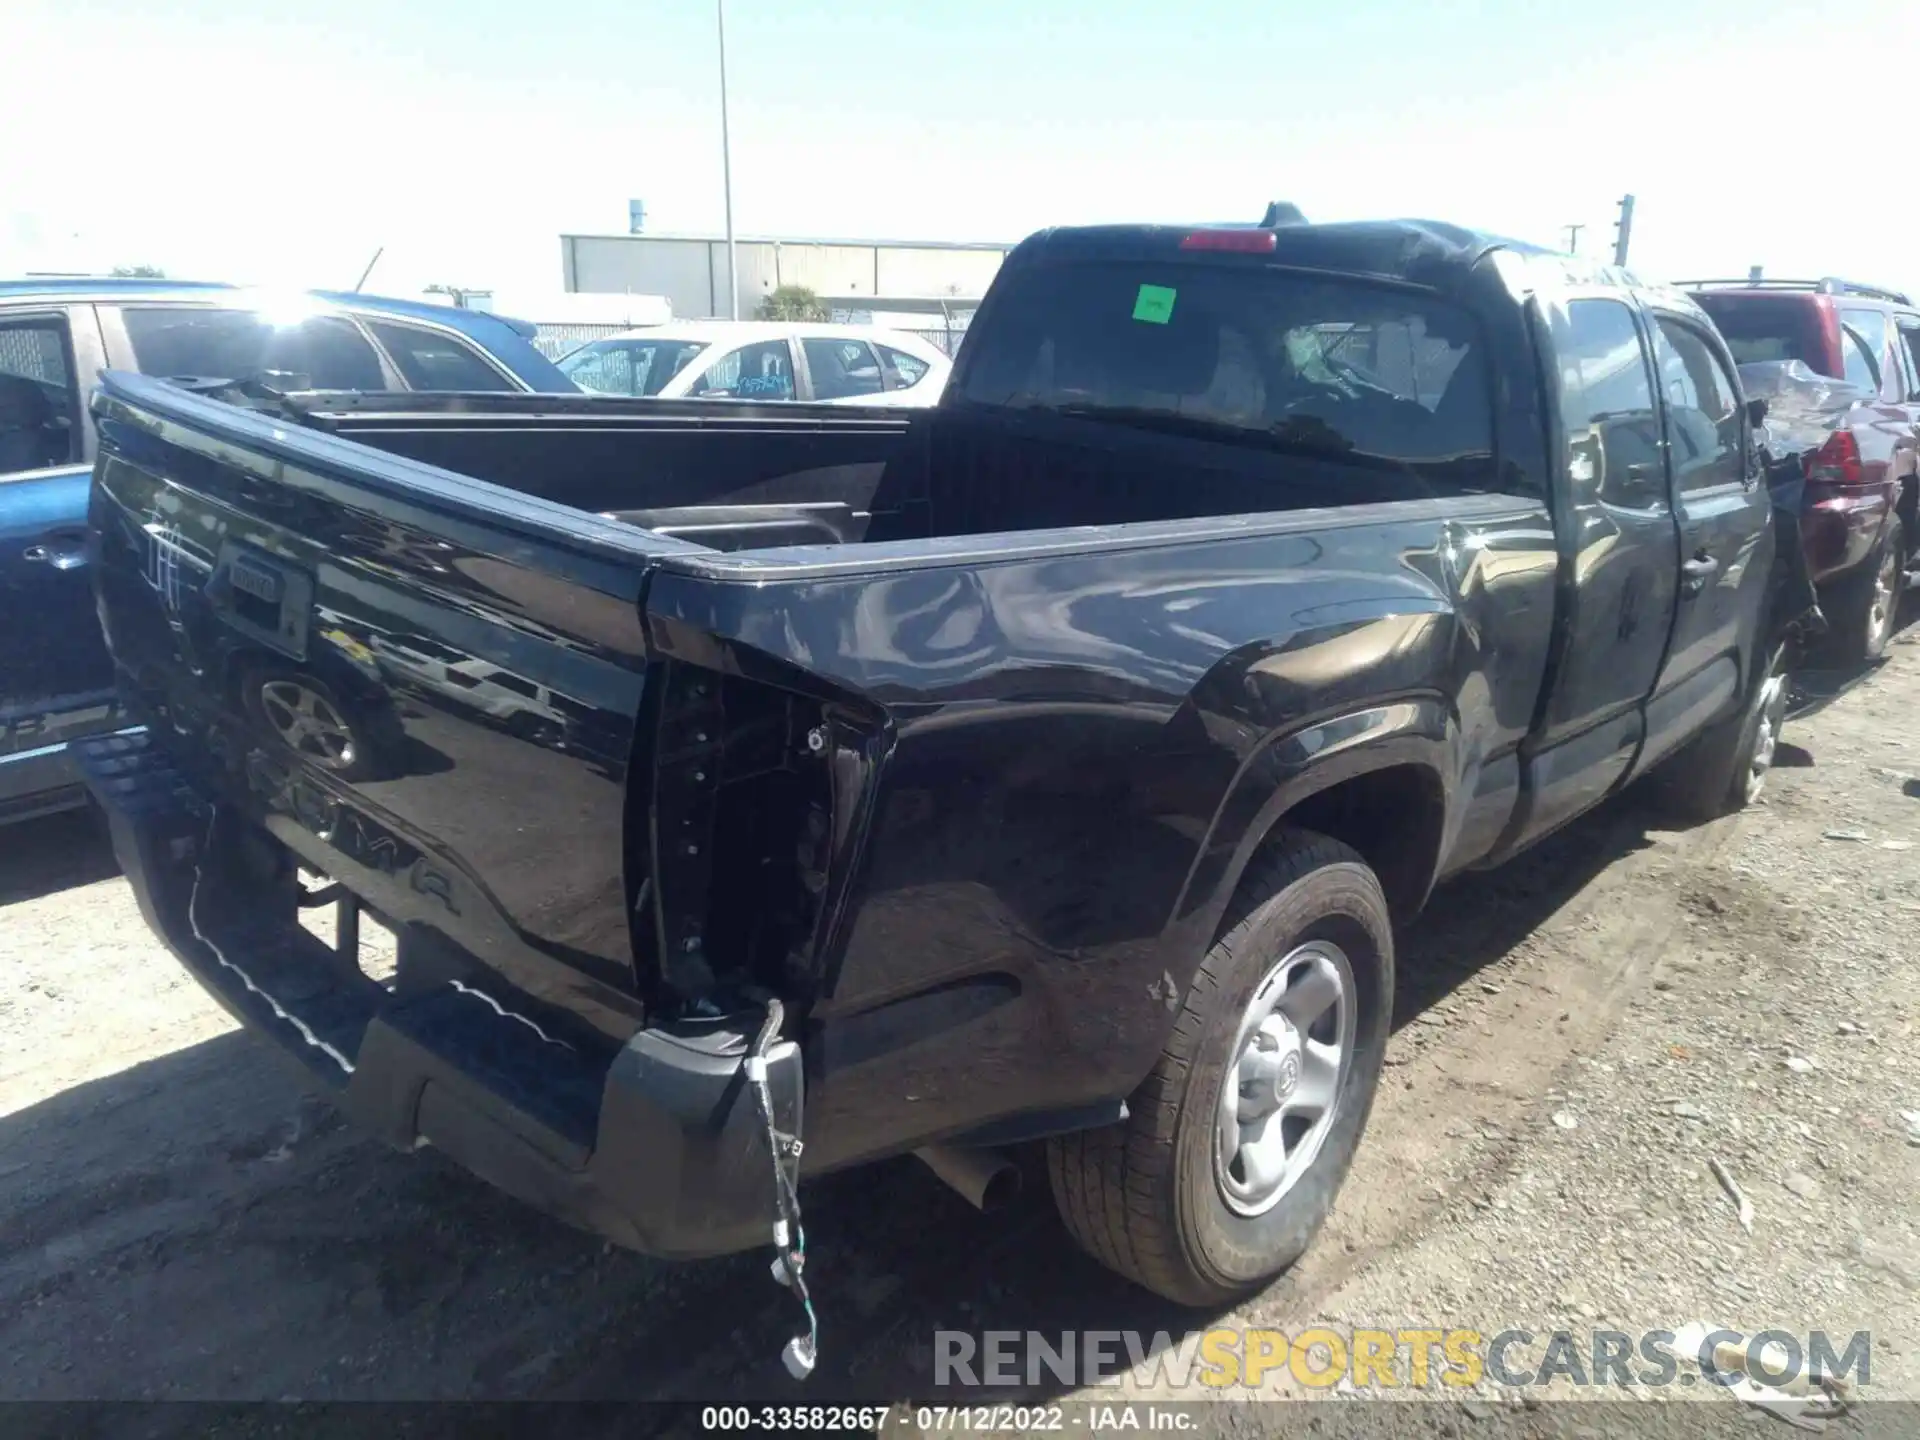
(897, 327, 968, 358)
(0, 326, 69, 385)
(530, 324, 629, 361)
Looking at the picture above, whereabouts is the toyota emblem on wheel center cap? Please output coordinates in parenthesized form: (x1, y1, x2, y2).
(1276, 1050, 1300, 1095)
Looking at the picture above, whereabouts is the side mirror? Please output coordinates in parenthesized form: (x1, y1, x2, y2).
(1613, 460, 1666, 508)
(1746, 397, 1768, 427)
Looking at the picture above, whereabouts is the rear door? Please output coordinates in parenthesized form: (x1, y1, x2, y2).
(0, 306, 120, 765)
(1641, 309, 1772, 768)
(1528, 292, 1681, 829)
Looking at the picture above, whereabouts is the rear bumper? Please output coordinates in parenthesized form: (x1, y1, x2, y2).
(74, 730, 800, 1261)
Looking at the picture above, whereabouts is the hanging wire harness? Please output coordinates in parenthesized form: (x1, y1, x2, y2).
(746, 997, 817, 1378)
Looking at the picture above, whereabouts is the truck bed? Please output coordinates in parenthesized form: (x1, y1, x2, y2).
(295, 387, 1470, 552)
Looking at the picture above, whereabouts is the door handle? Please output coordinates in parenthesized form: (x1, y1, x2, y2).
(23, 538, 88, 572)
(1680, 552, 1719, 597)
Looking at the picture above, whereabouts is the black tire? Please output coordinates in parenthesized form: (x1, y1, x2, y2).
(1658, 639, 1790, 822)
(1047, 830, 1393, 1307)
(1829, 518, 1904, 663)
(240, 666, 383, 782)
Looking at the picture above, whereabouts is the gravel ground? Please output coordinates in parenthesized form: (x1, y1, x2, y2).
(1167, 634, 1920, 1436)
(2, 632, 1917, 1438)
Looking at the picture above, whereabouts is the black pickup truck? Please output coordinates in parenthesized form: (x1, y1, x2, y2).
(77, 219, 1787, 1341)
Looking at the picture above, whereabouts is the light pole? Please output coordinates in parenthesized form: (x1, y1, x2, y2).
(717, 0, 739, 319)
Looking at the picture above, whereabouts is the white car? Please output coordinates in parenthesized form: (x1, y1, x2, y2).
(556, 322, 951, 408)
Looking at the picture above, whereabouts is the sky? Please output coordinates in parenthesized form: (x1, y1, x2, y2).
(6, 0, 1914, 302)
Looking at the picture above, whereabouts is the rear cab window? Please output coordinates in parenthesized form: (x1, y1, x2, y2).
(957, 260, 1494, 489)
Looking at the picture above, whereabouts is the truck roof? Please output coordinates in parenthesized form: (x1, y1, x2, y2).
(1018, 218, 1539, 283)
(1012, 218, 1688, 312)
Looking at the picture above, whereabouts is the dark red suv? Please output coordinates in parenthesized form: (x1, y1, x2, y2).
(1685, 278, 1920, 659)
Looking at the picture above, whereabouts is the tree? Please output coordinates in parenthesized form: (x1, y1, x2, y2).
(757, 285, 828, 322)
(111, 264, 166, 278)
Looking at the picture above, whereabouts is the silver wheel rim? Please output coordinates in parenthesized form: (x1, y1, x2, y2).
(1744, 662, 1789, 803)
(1214, 940, 1355, 1217)
(260, 680, 358, 769)
(1869, 546, 1898, 648)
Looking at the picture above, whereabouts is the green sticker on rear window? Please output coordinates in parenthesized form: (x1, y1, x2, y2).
(1132, 284, 1177, 324)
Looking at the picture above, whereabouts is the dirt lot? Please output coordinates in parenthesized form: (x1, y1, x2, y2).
(4, 632, 1919, 1435)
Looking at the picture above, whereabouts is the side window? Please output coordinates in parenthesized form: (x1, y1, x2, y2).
(802, 338, 885, 400)
(688, 340, 795, 400)
(1652, 317, 1744, 493)
(1899, 323, 1920, 402)
(879, 344, 933, 390)
(292, 318, 389, 389)
(0, 316, 80, 476)
(1553, 299, 1664, 508)
(363, 321, 517, 392)
(561, 345, 634, 396)
(122, 308, 386, 389)
(1840, 308, 1891, 397)
(1840, 326, 1880, 393)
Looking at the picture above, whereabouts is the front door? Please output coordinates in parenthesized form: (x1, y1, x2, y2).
(1639, 310, 1773, 772)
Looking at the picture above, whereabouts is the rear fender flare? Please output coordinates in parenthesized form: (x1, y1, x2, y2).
(1158, 694, 1456, 1001)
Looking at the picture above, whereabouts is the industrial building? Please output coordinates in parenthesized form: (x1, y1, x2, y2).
(558, 232, 1011, 329)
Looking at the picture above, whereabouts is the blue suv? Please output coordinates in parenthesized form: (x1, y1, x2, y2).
(0, 279, 577, 824)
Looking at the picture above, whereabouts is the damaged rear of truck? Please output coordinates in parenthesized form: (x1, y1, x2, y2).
(74, 219, 1782, 1328)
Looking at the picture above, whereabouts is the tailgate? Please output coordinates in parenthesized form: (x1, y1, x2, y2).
(84, 371, 703, 1044)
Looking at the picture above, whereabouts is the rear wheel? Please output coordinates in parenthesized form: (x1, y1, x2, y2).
(1831, 519, 1904, 662)
(1659, 640, 1790, 821)
(1047, 831, 1392, 1306)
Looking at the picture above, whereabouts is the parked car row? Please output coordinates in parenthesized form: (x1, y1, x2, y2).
(554, 321, 952, 407)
